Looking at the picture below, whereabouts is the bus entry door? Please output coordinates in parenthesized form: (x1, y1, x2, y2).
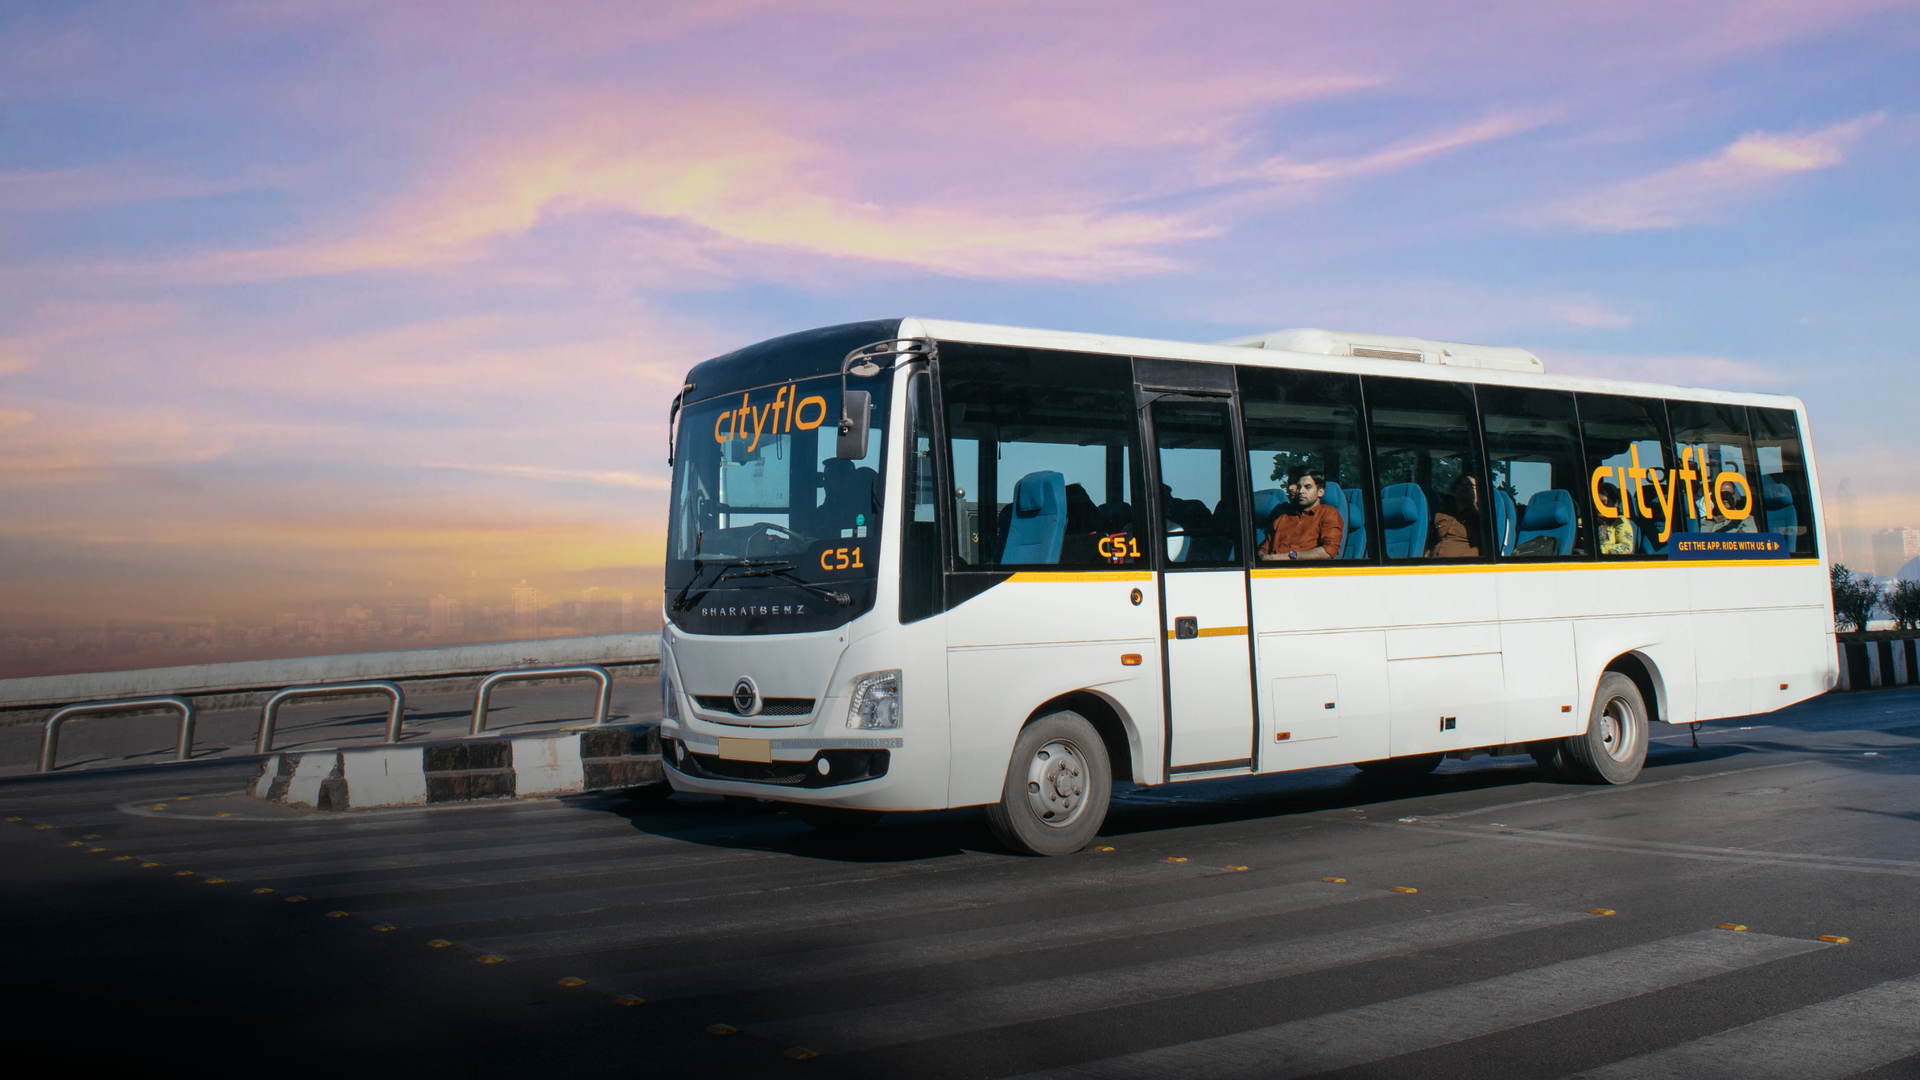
(1148, 396, 1256, 773)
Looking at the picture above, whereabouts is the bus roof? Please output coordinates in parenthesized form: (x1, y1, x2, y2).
(906, 316, 1805, 413)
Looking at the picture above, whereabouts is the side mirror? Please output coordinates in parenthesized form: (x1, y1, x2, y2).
(836, 391, 870, 459)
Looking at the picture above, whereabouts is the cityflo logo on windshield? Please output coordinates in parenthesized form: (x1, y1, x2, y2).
(714, 383, 829, 453)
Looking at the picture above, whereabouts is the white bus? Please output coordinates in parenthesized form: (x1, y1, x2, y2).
(657, 318, 1833, 855)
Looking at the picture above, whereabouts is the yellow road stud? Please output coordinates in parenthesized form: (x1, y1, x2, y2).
(1818, 935, 1850, 944)
(324, 910, 351, 918)
(706, 1024, 739, 1036)
(783, 1048, 820, 1060)
(1227, 865, 1249, 872)
(372, 923, 397, 932)
(1393, 887, 1418, 894)
(146, 805, 167, 811)
(113, 856, 133, 862)
(1166, 857, 1188, 863)
(175, 796, 189, 800)
(1717, 924, 1747, 931)
(215, 812, 233, 818)
(67, 841, 84, 847)
(284, 895, 308, 903)
(5, 816, 21, 821)
(173, 870, 195, 877)
(34, 824, 54, 830)
(614, 995, 646, 1006)
(204, 877, 226, 884)
(1323, 877, 1347, 883)
(1093, 846, 1115, 852)
(557, 977, 588, 987)
(252, 888, 274, 894)
(477, 955, 506, 964)
(140, 861, 160, 868)
(427, 939, 454, 948)
(89, 847, 108, 853)
(1590, 909, 1616, 916)
(82, 834, 101, 840)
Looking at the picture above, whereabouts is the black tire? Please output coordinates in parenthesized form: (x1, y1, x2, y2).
(1548, 671, 1649, 785)
(1353, 754, 1443, 776)
(984, 710, 1112, 857)
(792, 804, 884, 832)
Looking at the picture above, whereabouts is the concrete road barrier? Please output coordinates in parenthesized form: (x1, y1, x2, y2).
(249, 721, 662, 811)
(1836, 637, 1919, 691)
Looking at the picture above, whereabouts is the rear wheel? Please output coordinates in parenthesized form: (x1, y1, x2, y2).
(1542, 671, 1648, 785)
(792, 804, 883, 832)
(984, 711, 1112, 857)
(1353, 754, 1443, 776)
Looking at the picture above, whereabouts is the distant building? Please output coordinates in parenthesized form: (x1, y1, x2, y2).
(1873, 528, 1916, 578)
(428, 594, 464, 638)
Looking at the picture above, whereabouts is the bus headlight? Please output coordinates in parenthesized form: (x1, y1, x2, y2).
(662, 674, 680, 722)
(847, 670, 902, 730)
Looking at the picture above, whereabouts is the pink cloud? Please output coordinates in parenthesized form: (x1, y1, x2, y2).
(1547, 114, 1886, 231)
(1545, 350, 1784, 389)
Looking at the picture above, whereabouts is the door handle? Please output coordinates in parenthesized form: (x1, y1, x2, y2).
(1174, 616, 1199, 639)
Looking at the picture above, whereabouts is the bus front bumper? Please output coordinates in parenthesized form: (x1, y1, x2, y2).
(657, 728, 914, 808)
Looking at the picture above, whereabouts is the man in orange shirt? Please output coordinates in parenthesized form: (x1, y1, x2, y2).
(1259, 466, 1345, 561)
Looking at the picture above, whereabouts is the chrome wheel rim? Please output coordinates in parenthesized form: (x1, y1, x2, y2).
(1023, 737, 1089, 829)
(1599, 695, 1640, 763)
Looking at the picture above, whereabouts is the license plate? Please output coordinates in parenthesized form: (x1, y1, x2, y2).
(716, 737, 772, 763)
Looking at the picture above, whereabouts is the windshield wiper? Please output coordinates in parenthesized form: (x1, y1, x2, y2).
(670, 558, 789, 612)
(722, 564, 853, 607)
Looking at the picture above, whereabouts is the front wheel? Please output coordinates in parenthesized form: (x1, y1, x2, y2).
(1541, 671, 1648, 785)
(984, 711, 1112, 856)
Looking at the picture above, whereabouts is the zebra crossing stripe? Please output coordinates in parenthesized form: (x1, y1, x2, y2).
(752, 904, 1596, 1055)
(1560, 973, 1920, 1080)
(1012, 929, 1831, 1080)
(607, 880, 1389, 1001)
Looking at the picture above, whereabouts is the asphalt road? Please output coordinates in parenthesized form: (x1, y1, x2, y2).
(4, 688, 1918, 1078)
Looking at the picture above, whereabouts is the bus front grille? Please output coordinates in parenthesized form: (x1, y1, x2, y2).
(693, 695, 815, 717)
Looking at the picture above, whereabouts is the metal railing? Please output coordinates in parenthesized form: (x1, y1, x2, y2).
(258, 681, 406, 754)
(40, 696, 196, 773)
(472, 665, 613, 735)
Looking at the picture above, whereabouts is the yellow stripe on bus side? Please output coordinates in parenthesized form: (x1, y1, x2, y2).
(1167, 625, 1249, 639)
(1248, 558, 1820, 580)
(1006, 571, 1154, 583)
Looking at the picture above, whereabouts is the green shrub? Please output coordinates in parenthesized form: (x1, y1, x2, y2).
(1830, 564, 1884, 632)
(1887, 579, 1920, 632)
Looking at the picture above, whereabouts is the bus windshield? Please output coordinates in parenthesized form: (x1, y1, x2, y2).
(668, 374, 891, 596)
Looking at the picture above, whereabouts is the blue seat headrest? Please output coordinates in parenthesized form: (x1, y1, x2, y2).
(1015, 472, 1059, 514)
(1763, 480, 1792, 509)
(1381, 496, 1420, 529)
(1521, 494, 1573, 529)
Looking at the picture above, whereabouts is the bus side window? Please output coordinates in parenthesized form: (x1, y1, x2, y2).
(938, 343, 1144, 569)
(1749, 406, 1818, 557)
(1670, 401, 1759, 537)
(1364, 376, 1491, 561)
(1478, 386, 1588, 558)
(1578, 393, 1674, 558)
(1237, 366, 1369, 561)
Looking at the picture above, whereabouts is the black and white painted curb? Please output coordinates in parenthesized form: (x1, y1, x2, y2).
(248, 723, 662, 811)
(1836, 638, 1919, 692)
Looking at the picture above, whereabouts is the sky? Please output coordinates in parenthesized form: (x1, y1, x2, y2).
(2, 0, 1918, 631)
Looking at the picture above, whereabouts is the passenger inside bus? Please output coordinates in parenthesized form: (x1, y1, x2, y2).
(1709, 479, 1758, 533)
(1426, 474, 1483, 558)
(1595, 482, 1636, 554)
(1258, 466, 1344, 561)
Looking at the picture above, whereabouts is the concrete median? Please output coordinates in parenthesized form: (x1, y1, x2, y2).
(249, 721, 662, 811)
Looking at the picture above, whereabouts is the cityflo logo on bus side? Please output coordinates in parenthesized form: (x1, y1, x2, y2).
(1589, 445, 1753, 544)
(713, 384, 830, 453)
